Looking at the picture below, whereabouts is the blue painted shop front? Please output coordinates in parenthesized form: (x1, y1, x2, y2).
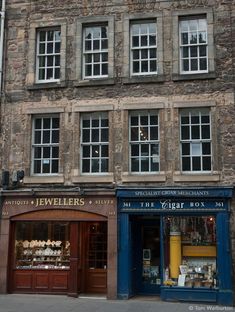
(117, 187, 233, 306)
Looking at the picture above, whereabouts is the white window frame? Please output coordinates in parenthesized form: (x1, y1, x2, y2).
(130, 21, 157, 76)
(81, 112, 109, 174)
(83, 25, 108, 79)
(129, 110, 160, 173)
(179, 17, 208, 74)
(31, 115, 60, 175)
(180, 108, 212, 173)
(36, 28, 61, 83)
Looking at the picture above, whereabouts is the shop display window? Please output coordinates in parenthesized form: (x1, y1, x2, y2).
(15, 222, 70, 270)
(163, 216, 217, 288)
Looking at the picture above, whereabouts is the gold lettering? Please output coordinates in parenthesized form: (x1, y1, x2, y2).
(68, 198, 74, 205)
(54, 198, 59, 205)
(44, 198, 53, 206)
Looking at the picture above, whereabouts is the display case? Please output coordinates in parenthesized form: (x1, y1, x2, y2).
(15, 240, 70, 270)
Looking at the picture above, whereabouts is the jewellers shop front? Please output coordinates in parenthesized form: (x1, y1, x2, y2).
(0, 191, 117, 298)
(117, 187, 233, 305)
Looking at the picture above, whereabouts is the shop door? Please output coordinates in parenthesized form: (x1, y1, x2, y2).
(81, 222, 107, 294)
(133, 219, 161, 295)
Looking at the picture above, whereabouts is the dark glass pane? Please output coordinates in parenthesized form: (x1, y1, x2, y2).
(101, 26, 107, 38)
(192, 157, 201, 171)
(92, 159, 99, 172)
(43, 118, 50, 129)
(52, 130, 59, 143)
(181, 116, 189, 124)
(190, 33, 197, 44)
(55, 68, 60, 79)
(149, 35, 156, 46)
(34, 131, 41, 144)
(85, 40, 91, 51)
(182, 143, 190, 155)
(133, 50, 139, 60)
(46, 68, 53, 79)
(94, 64, 100, 75)
(202, 142, 211, 155)
(203, 157, 211, 171)
(202, 125, 210, 139)
(83, 119, 90, 128)
(102, 53, 108, 62)
(131, 127, 139, 141)
(92, 119, 99, 127)
(39, 56, 45, 67)
(191, 58, 198, 71)
(131, 158, 139, 172)
(183, 59, 189, 71)
(199, 46, 207, 57)
(150, 61, 157, 72)
(132, 36, 139, 47)
(182, 47, 189, 58)
(151, 161, 158, 172)
(182, 157, 190, 171)
(85, 54, 92, 63)
(199, 32, 207, 43)
(200, 58, 207, 70)
(47, 56, 53, 66)
(34, 147, 41, 158)
(150, 115, 158, 125)
(92, 129, 99, 142)
(133, 61, 139, 73)
(141, 144, 149, 155)
(141, 35, 148, 46)
(39, 68, 45, 80)
(190, 46, 198, 57)
(141, 49, 148, 59)
(93, 40, 100, 50)
(83, 146, 90, 157)
(94, 53, 100, 62)
(52, 146, 59, 158)
(102, 63, 108, 75)
(82, 129, 90, 142)
(47, 42, 53, 54)
(192, 126, 200, 139)
(140, 115, 148, 125)
(150, 48, 156, 59)
(101, 145, 108, 157)
(34, 160, 41, 173)
(47, 31, 54, 41)
(141, 158, 149, 171)
(191, 115, 199, 124)
(52, 160, 58, 173)
(150, 127, 158, 140)
(181, 126, 189, 140)
(101, 118, 108, 127)
(52, 118, 59, 128)
(181, 33, 188, 45)
(131, 116, 138, 126)
(131, 144, 139, 156)
(39, 43, 45, 54)
(101, 128, 108, 142)
(101, 159, 108, 172)
(39, 31, 46, 42)
(151, 144, 159, 155)
(55, 55, 60, 66)
(82, 159, 90, 173)
(85, 65, 92, 76)
(141, 61, 148, 72)
(92, 146, 99, 157)
(140, 127, 148, 140)
(43, 131, 50, 143)
(101, 39, 108, 49)
(35, 119, 42, 129)
(43, 147, 50, 158)
(55, 42, 60, 53)
(43, 162, 50, 173)
(201, 115, 210, 123)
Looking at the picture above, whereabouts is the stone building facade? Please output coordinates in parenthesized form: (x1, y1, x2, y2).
(0, 0, 234, 305)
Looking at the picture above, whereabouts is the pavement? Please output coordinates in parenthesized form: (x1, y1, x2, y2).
(0, 294, 234, 312)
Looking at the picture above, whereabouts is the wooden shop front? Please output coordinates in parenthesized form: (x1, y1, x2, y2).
(0, 193, 117, 298)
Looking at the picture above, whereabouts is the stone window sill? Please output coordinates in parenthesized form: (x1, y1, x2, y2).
(27, 81, 67, 90)
(173, 173, 220, 182)
(172, 72, 216, 81)
(122, 172, 166, 183)
(74, 78, 115, 87)
(122, 75, 165, 84)
(72, 174, 114, 183)
(24, 175, 65, 184)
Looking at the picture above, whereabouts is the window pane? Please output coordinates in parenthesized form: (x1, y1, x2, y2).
(101, 128, 108, 142)
(200, 58, 207, 70)
(43, 147, 50, 158)
(94, 64, 100, 75)
(191, 59, 198, 71)
(47, 42, 53, 54)
(34, 147, 41, 158)
(39, 43, 45, 54)
(101, 145, 108, 157)
(93, 40, 100, 50)
(133, 61, 139, 73)
(131, 127, 139, 141)
(101, 39, 108, 49)
(191, 125, 200, 139)
(189, 33, 197, 44)
(34, 131, 41, 144)
(149, 35, 156, 46)
(132, 36, 139, 47)
(55, 55, 60, 66)
(181, 126, 189, 140)
(83, 146, 90, 157)
(141, 158, 149, 171)
(92, 129, 99, 142)
(182, 143, 190, 155)
(82, 159, 90, 173)
(43, 131, 50, 143)
(181, 33, 188, 45)
(141, 49, 148, 59)
(141, 36, 148, 46)
(101, 159, 108, 172)
(202, 125, 210, 139)
(203, 157, 211, 171)
(182, 47, 189, 58)
(131, 158, 139, 172)
(43, 162, 50, 173)
(150, 127, 158, 140)
(85, 41, 91, 51)
(55, 42, 60, 53)
(190, 46, 198, 57)
(141, 61, 148, 72)
(52, 118, 59, 128)
(52, 130, 59, 143)
(39, 68, 45, 80)
(39, 31, 46, 41)
(192, 157, 201, 170)
(181, 116, 189, 124)
(102, 63, 108, 75)
(191, 115, 199, 124)
(131, 116, 138, 126)
(141, 144, 149, 155)
(199, 46, 207, 57)
(192, 143, 201, 156)
(82, 129, 90, 142)
(85, 64, 92, 77)
(52, 146, 59, 158)
(199, 32, 207, 43)
(92, 146, 99, 157)
(52, 160, 59, 173)
(150, 60, 157, 72)
(202, 142, 211, 155)
(34, 160, 41, 173)
(183, 59, 189, 71)
(131, 144, 139, 156)
(92, 159, 99, 172)
(46, 68, 53, 79)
